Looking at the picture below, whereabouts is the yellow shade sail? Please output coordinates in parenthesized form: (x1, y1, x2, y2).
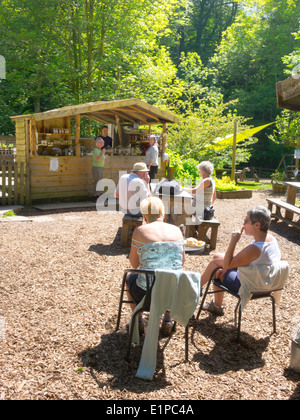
(211, 122, 275, 151)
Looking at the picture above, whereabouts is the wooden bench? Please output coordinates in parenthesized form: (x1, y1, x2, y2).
(121, 215, 143, 247)
(266, 198, 300, 230)
(185, 218, 220, 249)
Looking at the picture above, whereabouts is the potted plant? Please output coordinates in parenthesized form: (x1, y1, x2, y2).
(271, 170, 287, 194)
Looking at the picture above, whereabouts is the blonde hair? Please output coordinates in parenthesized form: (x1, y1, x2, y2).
(140, 197, 165, 222)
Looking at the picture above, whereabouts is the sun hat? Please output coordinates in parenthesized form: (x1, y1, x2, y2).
(132, 162, 149, 172)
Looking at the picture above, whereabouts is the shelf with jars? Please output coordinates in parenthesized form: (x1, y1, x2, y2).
(128, 132, 161, 155)
(128, 133, 150, 144)
(36, 126, 73, 155)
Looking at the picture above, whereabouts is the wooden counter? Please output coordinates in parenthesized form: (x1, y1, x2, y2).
(30, 155, 167, 201)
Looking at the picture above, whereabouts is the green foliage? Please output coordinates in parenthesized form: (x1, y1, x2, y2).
(270, 170, 285, 184)
(214, 176, 242, 191)
(269, 109, 300, 147)
(1, 0, 300, 172)
(167, 151, 184, 176)
(165, 0, 238, 65)
(209, 0, 300, 123)
(163, 51, 256, 167)
(167, 151, 199, 184)
(0, 0, 181, 114)
(237, 181, 272, 190)
(2, 210, 15, 218)
(182, 158, 200, 183)
(166, 101, 255, 168)
(280, 6, 300, 79)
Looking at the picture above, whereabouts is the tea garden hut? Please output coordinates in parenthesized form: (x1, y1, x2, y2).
(10, 99, 179, 203)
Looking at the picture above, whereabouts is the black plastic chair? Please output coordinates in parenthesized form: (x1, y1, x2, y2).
(116, 269, 155, 332)
(197, 266, 284, 342)
(116, 268, 189, 361)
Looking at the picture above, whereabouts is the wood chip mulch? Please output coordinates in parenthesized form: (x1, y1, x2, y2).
(0, 190, 299, 400)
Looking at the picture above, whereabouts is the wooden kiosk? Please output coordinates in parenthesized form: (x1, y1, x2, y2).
(276, 75, 300, 111)
(266, 76, 300, 228)
(276, 75, 300, 172)
(10, 99, 179, 203)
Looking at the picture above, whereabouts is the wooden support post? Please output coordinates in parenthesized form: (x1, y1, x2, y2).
(65, 117, 71, 143)
(286, 186, 297, 220)
(29, 118, 37, 157)
(25, 118, 31, 162)
(296, 137, 300, 180)
(25, 162, 31, 206)
(75, 114, 81, 157)
(162, 123, 167, 162)
(108, 124, 114, 148)
(116, 116, 122, 146)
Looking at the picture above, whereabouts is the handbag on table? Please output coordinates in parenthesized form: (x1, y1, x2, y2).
(203, 205, 214, 220)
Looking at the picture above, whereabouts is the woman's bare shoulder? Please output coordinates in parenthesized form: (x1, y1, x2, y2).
(133, 222, 182, 243)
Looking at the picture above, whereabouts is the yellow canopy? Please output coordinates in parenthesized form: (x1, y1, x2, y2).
(211, 122, 275, 151)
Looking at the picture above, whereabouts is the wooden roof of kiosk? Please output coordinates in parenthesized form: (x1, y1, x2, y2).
(276, 76, 300, 111)
(11, 97, 179, 125)
(10, 98, 179, 202)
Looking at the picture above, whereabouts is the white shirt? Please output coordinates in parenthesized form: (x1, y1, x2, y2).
(250, 236, 281, 265)
(145, 145, 158, 167)
(115, 172, 149, 215)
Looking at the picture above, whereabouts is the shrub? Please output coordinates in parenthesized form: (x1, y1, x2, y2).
(215, 176, 242, 191)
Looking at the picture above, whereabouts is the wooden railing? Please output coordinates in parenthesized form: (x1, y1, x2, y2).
(0, 148, 15, 166)
(0, 161, 30, 206)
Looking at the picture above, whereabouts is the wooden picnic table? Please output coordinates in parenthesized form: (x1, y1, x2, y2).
(267, 181, 300, 229)
(286, 181, 300, 205)
(285, 181, 300, 220)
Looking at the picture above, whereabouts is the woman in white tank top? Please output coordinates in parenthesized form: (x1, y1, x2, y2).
(182, 161, 216, 219)
(250, 239, 281, 265)
(200, 206, 282, 315)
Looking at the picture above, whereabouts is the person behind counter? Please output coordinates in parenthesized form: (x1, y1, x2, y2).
(92, 138, 106, 201)
(145, 135, 158, 181)
(97, 125, 112, 150)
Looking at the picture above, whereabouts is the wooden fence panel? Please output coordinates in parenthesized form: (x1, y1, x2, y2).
(0, 161, 30, 206)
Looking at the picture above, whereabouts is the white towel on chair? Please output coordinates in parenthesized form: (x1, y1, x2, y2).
(238, 261, 289, 311)
(135, 269, 201, 380)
